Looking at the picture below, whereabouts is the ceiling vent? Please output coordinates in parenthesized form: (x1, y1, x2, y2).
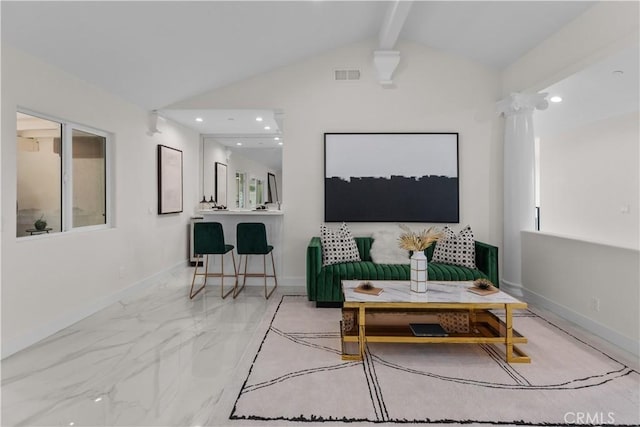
(334, 69, 361, 81)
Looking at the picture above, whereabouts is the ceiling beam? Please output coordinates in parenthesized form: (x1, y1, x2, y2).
(378, 0, 414, 50)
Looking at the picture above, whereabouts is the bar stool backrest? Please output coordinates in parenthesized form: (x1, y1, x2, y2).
(236, 222, 269, 254)
(194, 222, 227, 255)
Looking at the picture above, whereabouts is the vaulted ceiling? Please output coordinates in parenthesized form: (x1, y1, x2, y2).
(2, 1, 595, 110)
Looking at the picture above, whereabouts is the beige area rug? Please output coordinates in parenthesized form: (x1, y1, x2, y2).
(226, 296, 639, 426)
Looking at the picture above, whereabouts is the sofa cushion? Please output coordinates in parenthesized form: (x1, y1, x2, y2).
(320, 223, 361, 266)
(432, 225, 476, 268)
(370, 231, 409, 264)
(319, 261, 487, 285)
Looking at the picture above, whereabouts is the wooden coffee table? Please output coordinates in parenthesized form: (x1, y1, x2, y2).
(341, 280, 530, 364)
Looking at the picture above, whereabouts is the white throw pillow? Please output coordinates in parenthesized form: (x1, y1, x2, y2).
(431, 225, 476, 268)
(320, 223, 361, 267)
(369, 231, 410, 264)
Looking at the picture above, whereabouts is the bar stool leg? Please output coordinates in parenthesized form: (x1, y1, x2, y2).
(204, 254, 209, 287)
(264, 252, 278, 299)
(232, 252, 245, 298)
(243, 254, 249, 288)
(221, 253, 234, 299)
(190, 254, 206, 299)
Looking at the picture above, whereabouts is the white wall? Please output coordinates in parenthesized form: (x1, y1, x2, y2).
(1, 46, 200, 357)
(522, 231, 639, 355)
(540, 112, 639, 249)
(171, 39, 503, 282)
(503, 3, 639, 355)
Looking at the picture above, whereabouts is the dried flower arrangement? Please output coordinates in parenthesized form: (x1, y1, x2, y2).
(473, 278, 495, 290)
(397, 224, 443, 251)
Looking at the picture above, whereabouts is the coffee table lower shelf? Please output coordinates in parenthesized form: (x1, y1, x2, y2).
(340, 310, 530, 364)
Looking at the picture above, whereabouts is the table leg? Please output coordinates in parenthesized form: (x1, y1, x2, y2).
(505, 304, 514, 361)
(505, 304, 531, 363)
(469, 308, 477, 333)
(358, 305, 366, 360)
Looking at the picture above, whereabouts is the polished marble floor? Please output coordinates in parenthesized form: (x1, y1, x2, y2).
(3, 266, 638, 427)
(2, 266, 303, 427)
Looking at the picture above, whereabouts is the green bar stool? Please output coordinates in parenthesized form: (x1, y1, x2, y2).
(190, 222, 237, 299)
(236, 222, 278, 299)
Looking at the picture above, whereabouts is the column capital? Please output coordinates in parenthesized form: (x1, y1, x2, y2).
(497, 92, 548, 117)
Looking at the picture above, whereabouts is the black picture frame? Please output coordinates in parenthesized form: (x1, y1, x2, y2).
(157, 144, 183, 214)
(324, 133, 459, 222)
(215, 162, 227, 206)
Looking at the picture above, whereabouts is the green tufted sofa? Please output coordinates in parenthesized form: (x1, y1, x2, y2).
(306, 236, 499, 306)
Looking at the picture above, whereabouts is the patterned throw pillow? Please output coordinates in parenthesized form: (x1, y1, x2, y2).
(320, 223, 361, 267)
(431, 225, 476, 269)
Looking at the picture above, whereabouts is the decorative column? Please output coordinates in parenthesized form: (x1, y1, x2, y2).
(496, 93, 548, 295)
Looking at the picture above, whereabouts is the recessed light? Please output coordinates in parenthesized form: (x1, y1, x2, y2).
(264, 126, 271, 130)
(94, 397, 103, 403)
(236, 142, 242, 146)
(613, 70, 624, 76)
(274, 137, 280, 141)
(195, 117, 203, 122)
(227, 117, 235, 121)
(278, 142, 283, 146)
(550, 96, 562, 103)
(256, 117, 263, 122)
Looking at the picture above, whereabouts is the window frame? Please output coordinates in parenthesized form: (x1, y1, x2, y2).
(17, 108, 113, 237)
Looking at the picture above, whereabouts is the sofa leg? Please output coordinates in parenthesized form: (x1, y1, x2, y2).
(316, 301, 343, 308)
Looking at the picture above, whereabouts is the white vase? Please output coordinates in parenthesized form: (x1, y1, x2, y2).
(410, 251, 428, 293)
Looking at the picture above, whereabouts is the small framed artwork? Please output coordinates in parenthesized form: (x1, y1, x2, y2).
(215, 162, 228, 206)
(157, 144, 183, 214)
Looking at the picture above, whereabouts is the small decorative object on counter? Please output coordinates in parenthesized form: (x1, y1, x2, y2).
(199, 196, 208, 210)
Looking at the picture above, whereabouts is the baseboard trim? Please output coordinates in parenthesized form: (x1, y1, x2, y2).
(278, 276, 305, 287)
(236, 276, 305, 287)
(522, 287, 639, 357)
(1, 260, 188, 360)
(500, 279, 524, 297)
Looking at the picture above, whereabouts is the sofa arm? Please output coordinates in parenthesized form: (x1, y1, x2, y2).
(475, 241, 499, 287)
(306, 237, 323, 300)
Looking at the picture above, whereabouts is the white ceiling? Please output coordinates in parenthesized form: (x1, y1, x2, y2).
(535, 44, 640, 138)
(160, 109, 282, 135)
(1, 1, 596, 111)
(205, 135, 283, 171)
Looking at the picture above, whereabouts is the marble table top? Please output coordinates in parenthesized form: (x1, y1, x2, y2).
(342, 280, 524, 305)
